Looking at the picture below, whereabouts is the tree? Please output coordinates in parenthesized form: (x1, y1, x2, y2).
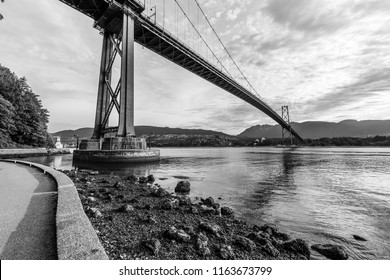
(0, 64, 52, 148)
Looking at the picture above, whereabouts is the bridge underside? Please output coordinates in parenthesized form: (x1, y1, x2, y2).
(59, 0, 303, 142)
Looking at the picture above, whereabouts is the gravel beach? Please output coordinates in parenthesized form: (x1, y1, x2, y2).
(64, 169, 311, 260)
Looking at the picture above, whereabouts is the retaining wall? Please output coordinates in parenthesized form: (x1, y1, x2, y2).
(0, 148, 47, 159)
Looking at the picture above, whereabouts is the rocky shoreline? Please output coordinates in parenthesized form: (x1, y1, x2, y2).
(63, 169, 349, 260)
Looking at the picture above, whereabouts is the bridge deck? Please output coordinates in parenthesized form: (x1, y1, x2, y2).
(59, 0, 303, 141)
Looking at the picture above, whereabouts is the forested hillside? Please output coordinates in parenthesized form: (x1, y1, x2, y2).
(0, 64, 52, 148)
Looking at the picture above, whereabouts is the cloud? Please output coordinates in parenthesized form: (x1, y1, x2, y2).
(226, 8, 241, 21)
(1, 0, 389, 135)
(264, 0, 352, 34)
(309, 68, 390, 112)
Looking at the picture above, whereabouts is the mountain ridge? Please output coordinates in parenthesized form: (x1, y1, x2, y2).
(238, 119, 390, 139)
(51, 119, 390, 141)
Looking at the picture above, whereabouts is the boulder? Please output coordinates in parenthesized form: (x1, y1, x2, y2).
(219, 244, 235, 260)
(118, 204, 134, 213)
(128, 197, 140, 204)
(200, 205, 217, 215)
(113, 181, 125, 188)
(260, 224, 278, 236)
(177, 196, 192, 206)
(76, 188, 85, 194)
(143, 239, 161, 255)
(98, 188, 108, 193)
(282, 239, 310, 259)
(166, 226, 191, 242)
(234, 235, 256, 251)
(87, 196, 96, 202)
(275, 232, 290, 241)
(199, 222, 222, 236)
(138, 176, 148, 183)
(262, 241, 280, 257)
(175, 181, 191, 193)
(89, 207, 103, 218)
(146, 215, 157, 224)
(196, 233, 210, 256)
(150, 187, 170, 198)
(183, 225, 195, 236)
(221, 206, 234, 216)
(190, 206, 199, 214)
(353, 235, 367, 241)
(311, 244, 348, 260)
(127, 175, 138, 182)
(176, 230, 191, 242)
(203, 197, 215, 207)
(147, 175, 155, 183)
(247, 232, 268, 246)
(161, 199, 179, 210)
(260, 224, 290, 241)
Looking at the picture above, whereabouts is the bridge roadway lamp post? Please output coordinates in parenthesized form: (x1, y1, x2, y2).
(73, 0, 160, 164)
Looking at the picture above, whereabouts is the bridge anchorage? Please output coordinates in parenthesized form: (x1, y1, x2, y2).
(72, 0, 160, 163)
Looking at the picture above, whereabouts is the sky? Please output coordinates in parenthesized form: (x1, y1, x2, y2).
(0, 0, 389, 135)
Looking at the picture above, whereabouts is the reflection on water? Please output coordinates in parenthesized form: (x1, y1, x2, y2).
(25, 147, 390, 259)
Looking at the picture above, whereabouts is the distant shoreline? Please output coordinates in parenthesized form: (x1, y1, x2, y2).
(1, 144, 389, 160)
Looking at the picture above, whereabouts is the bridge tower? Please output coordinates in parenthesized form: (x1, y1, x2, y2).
(281, 106, 293, 145)
(73, 0, 160, 163)
(91, 12, 136, 139)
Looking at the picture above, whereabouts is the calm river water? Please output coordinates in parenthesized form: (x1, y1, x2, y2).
(25, 147, 390, 259)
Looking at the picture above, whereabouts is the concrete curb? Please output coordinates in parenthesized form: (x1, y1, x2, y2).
(0, 159, 108, 260)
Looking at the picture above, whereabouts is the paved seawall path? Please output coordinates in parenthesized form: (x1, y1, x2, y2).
(0, 160, 108, 260)
(0, 161, 57, 259)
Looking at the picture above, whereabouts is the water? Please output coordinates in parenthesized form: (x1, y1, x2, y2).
(24, 147, 390, 259)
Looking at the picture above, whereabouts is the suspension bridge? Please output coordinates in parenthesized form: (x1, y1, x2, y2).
(59, 0, 303, 162)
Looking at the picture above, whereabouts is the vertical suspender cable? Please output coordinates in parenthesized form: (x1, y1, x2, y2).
(163, 0, 165, 29)
(174, 0, 233, 79)
(175, 1, 178, 37)
(194, 0, 261, 98)
(197, 5, 200, 54)
(187, 0, 190, 46)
